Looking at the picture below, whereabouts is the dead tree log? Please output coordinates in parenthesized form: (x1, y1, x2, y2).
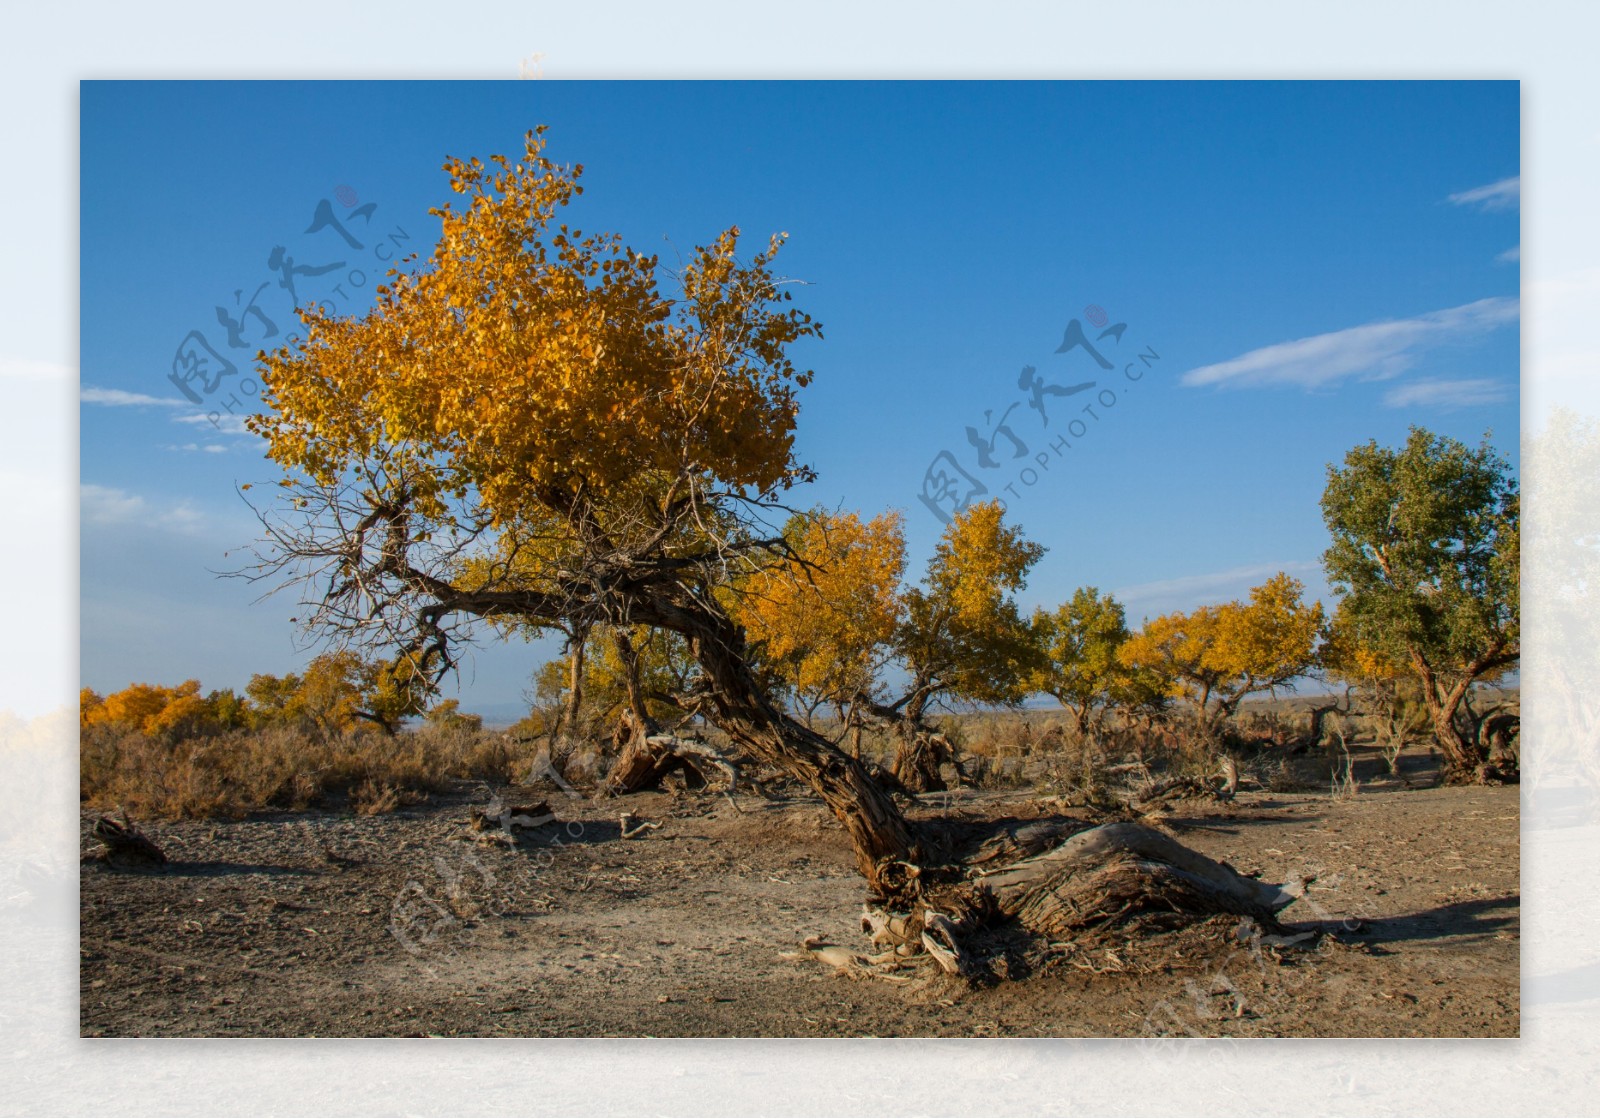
(92, 815, 167, 869)
(892, 727, 965, 793)
(600, 729, 741, 797)
(1301, 690, 1353, 750)
(969, 821, 1294, 937)
(825, 820, 1302, 981)
(469, 799, 555, 833)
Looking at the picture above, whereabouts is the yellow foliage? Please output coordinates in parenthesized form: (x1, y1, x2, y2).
(737, 509, 906, 703)
(253, 128, 820, 532)
(1320, 602, 1409, 685)
(898, 501, 1045, 712)
(930, 500, 1041, 630)
(1120, 573, 1323, 716)
(83, 680, 207, 737)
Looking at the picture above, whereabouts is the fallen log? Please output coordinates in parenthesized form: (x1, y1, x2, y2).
(600, 732, 744, 798)
(808, 820, 1301, 982)
(92, 814, 167, 870)
(620, 812, 662, 839)
(469, 799, 555, 833)
(970, 821, 1296, 938)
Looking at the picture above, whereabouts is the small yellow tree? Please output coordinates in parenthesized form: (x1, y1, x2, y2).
(82, 680, 210, 738)
(875, 501, 1044, 790)
(1120, 573, 1323, 735)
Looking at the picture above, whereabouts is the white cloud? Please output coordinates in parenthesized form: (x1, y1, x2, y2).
(1179, 297, 1520, 391)
(174, 412, 252, 436)
(1498, 245, 1521, 264)
(1383, 378, 1509, 410)
(80, 483, 202, 532)
(80, 484, 146, 525)
(1114, 561, 1321, 611)
(164, 443, 230, 454)
(81, 385, 189, 407)
(1447, 175, 1520, 211)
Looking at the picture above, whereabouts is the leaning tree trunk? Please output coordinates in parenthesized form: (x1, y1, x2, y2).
(639, 593, 921, 898)
(628, 590, 1306, 953)
(1426, 687, 1485, 780)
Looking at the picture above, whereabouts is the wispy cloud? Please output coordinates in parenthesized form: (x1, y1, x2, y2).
(1180, 297, 1519, 391)
(1113, 561, 1321, 612)
(163, 443, 230, 454)
(1448, 175, 1520, 211)
(1383, 378, 1509, 410)
(81, 483, 202, 532)
(1497, 245, 1520, 264)
(174, 412, 252, 436)
(81, 385, 190, 408)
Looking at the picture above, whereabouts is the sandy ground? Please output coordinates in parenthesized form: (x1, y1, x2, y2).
(78, 757, 1518, 1038)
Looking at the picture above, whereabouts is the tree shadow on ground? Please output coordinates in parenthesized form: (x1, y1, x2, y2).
(1296, 893, 1519, 946)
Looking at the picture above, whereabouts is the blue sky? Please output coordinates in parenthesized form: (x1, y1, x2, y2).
(80, 80, 1520, 719)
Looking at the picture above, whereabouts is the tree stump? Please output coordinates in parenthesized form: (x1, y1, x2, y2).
(92, 815, 168, 870)
(969, 821, 1294, 940)
(839, 820, 1300, 979)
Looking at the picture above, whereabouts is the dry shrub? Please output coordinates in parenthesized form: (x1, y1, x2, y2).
(78, 719, 532, 820)
(349, 777, 403, 815)
(1034, 722, 1122, 804)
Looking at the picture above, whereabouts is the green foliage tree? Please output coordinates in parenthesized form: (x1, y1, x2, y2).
(1029, 587, 1131, 735)
(1320, 428, 1519, 780)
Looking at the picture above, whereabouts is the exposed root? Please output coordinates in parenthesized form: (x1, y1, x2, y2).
(469, 798, 556, 835)
(919, 910, 967, 976)
(780, 937, 924, 983)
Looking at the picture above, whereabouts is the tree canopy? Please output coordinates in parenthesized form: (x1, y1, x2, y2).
(735, 508, 906, 714)
(249, 127, 822, 674)
(893, 500, 1046, 721)
(1320, 427, 1519, 776)
(1118, 572, 1323, 727)
(1028, 587, 1131, 734)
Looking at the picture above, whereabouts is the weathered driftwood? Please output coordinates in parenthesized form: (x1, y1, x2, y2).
(619, 812, 663, 839)
(1217, 755, 1240, 801)
(968, 821, 1295, 939)
(793, 820, 1300, 981)
(469, 799, 555, 833)
(1131, 757, 1239, 810)
(601, 731, 743, 798)
(92, 815, 167, 869)
(965, 817, 1087, 867)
